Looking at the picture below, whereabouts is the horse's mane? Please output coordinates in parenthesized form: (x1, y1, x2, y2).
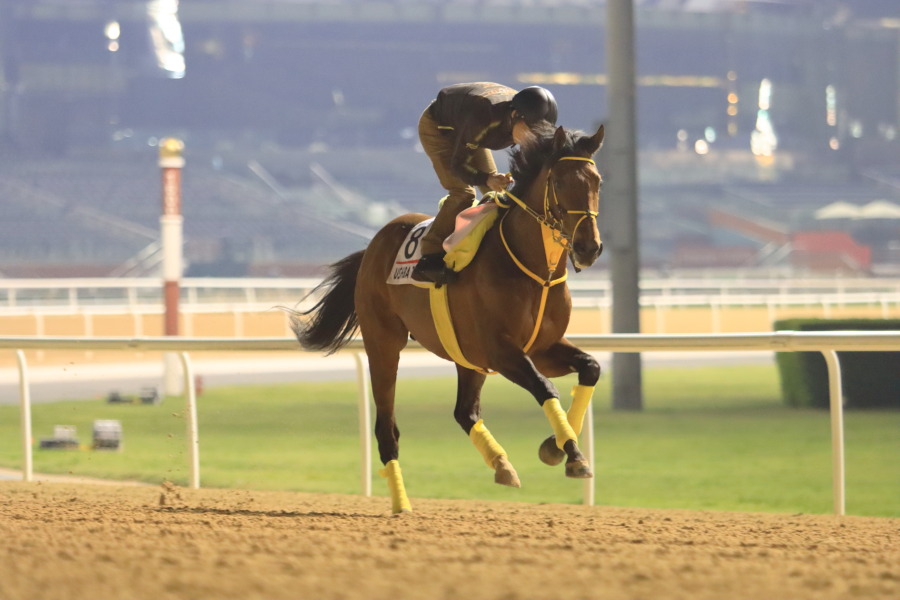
(507, 121, 586, 196)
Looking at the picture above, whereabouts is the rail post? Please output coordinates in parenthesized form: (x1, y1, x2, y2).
(821, 350, 845, 516)
(16, 350, 33, 482)
(582, 404, 595, 506)
(178, 352, 200, 489)
(354, 352, 372, 497)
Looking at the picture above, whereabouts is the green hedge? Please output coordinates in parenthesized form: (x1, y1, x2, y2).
(774, 318, 900, 409)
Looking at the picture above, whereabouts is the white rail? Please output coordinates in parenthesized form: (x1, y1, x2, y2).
(0, 291, 897, 314)
(2, 277, 900, 310)
(4, 331, 900, 515)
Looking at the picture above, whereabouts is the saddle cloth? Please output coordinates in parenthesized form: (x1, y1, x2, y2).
(387, 218, 433, 286)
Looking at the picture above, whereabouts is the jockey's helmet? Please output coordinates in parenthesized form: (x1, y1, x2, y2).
(510, 87, 558, 126)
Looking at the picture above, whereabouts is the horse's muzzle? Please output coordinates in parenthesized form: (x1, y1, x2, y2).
(572, 239, 602, 269)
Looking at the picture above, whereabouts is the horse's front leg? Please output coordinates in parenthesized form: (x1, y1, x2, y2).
(490, 344, 592, 479)
(453, 366, 520, 487)
(531, 340, 601, 469)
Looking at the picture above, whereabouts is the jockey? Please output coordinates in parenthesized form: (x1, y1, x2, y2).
(412, 82, 559, 284)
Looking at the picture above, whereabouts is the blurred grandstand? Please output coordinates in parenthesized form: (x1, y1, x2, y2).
(0, 0, 898, 277)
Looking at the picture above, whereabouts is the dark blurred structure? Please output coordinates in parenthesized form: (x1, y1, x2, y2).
(1, 0, 898, 276)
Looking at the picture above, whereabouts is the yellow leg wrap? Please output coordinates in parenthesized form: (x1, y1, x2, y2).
(379, 459, 412, 514)
(469, 419, 507, 468)
(567, 385, 594, 436)
(543, 397, 577, 450)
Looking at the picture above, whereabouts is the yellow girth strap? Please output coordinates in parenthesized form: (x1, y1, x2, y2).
(542, 397, 577, 450)
(428, 267, 556, 367)
(469, 419, 507, 468)
(428, 285, 491, 374)
(379, 459, 412, 514)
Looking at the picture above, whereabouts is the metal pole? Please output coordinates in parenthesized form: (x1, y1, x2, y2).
(605, 0, 643, 410)
(16, 350, 33, 482)
(160, 138, 185, 396)
(821, 350, 845, 516)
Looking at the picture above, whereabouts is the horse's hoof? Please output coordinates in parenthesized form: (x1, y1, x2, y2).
(565, 459, 593, 479)
(492, 455, 521, 488)
(538, 436, 566, 466)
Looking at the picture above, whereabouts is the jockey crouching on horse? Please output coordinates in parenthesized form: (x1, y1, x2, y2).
(412, 82, 559, 285)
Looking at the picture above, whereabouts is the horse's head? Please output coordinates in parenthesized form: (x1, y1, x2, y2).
(509, 123, 605, 271)
(547, 124, 604, 270)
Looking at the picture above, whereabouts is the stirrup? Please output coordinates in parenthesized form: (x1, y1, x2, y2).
(412, 253, 457, 288)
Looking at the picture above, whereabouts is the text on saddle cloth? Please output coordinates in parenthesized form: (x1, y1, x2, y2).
(387, 218, 433, 285)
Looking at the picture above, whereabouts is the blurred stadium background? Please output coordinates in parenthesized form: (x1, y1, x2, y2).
(0, 0, 898, 279)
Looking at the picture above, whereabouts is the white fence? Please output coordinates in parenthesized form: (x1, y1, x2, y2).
(4, 331, 900, 516)
(0, 278, 322, 310)
(3, 278, 900, 341)
(2, 277, 900, 312)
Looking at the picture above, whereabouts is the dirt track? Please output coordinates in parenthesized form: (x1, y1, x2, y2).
(1, 482, 898, 600)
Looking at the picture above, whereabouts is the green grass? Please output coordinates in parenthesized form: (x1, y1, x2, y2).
(1, 365, 897, 517)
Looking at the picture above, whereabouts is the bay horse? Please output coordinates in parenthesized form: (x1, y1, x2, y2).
(291, 122, 605, 513)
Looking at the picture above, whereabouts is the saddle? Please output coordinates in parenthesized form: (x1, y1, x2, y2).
(441, 198, 502, 272)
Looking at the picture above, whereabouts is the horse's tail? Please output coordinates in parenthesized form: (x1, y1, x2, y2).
(288, 250, 364, 355)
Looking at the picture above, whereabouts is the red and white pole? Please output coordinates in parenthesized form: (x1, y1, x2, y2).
(159, 138, 184, 395)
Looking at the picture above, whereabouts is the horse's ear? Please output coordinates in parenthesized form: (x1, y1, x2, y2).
(552, 125, 568, 153)
(579, 124, 605, 156)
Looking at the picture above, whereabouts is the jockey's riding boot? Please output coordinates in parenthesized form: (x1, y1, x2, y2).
(412, 252, 456, 287)
(411, 252, 445, 283)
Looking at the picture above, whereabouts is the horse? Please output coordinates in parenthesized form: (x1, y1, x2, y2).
(290, 122, 605, 513)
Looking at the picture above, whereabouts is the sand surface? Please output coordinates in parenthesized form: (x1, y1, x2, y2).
(1, 482, 897, 600)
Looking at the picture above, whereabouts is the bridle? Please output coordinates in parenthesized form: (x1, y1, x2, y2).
(498, 156, 599, 250)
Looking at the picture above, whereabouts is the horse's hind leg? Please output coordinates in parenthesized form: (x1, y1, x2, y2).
(532, 340, 601, 472)
(360, 313, 412, 514)
(453, 366, 520, 488)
